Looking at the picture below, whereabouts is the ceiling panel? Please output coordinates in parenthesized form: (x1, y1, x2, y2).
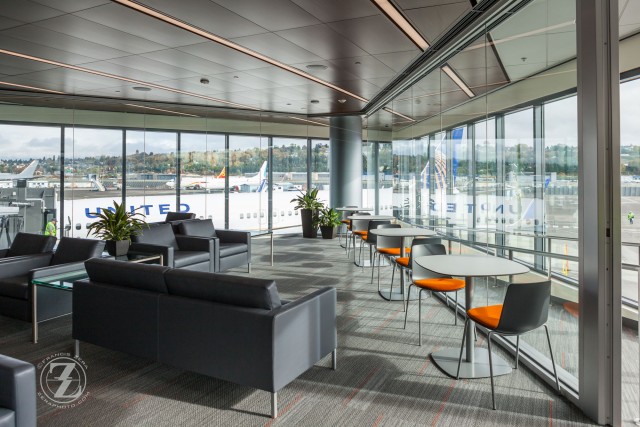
(139, 0, 269, 39)
(35, 14, 169, 54)
(212, 0, 320, 32)
(375, 50, 422, 72)
(31, 0, 110, 13)
(229, 33, 324, 65)
(0, 15, 25, 30)
(328, 15, 420, 55)
(74, 3, 203, 48)
(0, 0, 65, 23)
(141, 49, 235, 76)
(403, 2, 472, 43)
(291, 0, 379, 23)
(178, 42, 267, 72)
(106, 56, 203, 80)
(0, 34, 99, 65)
(2, 24, 132, 61)
(329, 56, 397, 81)
(275, 24, 369, 60)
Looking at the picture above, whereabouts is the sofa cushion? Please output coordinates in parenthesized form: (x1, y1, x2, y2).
(51, 238, 105, 266)
(0, 275, 29, 299)
(164, 269, 281, 310)
(5, 233, 55, 257)
(85, 258, 170, 293)
(219, 243, 248, 257)
(179, 219, 215, 238)
(173, 251, 210, 268)
(0, 409, 15, 426)
(133, 223, 178, 249)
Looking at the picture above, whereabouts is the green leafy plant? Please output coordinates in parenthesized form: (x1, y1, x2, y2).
(86, 200, 147, 241)
(290, 188, 323, 211)
(317, 206, 342, 228)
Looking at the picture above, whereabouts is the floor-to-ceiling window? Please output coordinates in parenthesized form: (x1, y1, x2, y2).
(272, 137, 307, 228)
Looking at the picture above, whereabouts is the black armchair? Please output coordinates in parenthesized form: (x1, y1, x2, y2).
(0, 233, 55, 260)
(130, 223, 215, 272)
(0, 354, 36, 427)
(178, 219, 251, 273)
(0, 237, 105, 322)
(164, 211, 195, 222)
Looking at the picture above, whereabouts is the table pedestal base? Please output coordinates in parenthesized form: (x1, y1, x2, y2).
(431, 348, 512, 379)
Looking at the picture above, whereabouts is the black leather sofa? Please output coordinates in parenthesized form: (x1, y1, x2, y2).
(0, 237, 105, 321)
(73, 258, 336, 418)
(0, 355, 36, 427)
(0, 233, 56, 260)
(178, 219, 251, 273)
(129, 223, 215, 271)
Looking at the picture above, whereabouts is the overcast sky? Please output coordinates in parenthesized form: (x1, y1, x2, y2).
(1, 79, 639, 161)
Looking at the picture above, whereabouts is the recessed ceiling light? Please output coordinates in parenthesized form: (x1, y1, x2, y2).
(233, 75, 239, 79)
(310, 99, 319, 104)
(199, 78, 209, 84)
(113, 0, 368, 103)
(132, 86, 151, 92)
(286, 103, 292, 105)
(306, 64, 328, 71)
(355, 61, 362, 65)
(338, 99, 346, 104)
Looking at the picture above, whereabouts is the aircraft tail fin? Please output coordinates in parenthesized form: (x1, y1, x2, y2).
(17, 160, 38, 178)
(217, 167, 226, 179)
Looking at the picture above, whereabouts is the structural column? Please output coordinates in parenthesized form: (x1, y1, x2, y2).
(577, 0, 620, 424)
(329, 116, 362, 207)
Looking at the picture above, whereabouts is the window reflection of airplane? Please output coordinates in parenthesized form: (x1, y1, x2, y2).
(165, 161, 267, 192)
(0, 160, 39, 188)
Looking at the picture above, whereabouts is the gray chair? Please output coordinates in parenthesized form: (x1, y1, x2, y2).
(0, 233, 56, 260)
(0, 355, 36, 427)
(359, 220, 391, 273)
(456, 280, 561, 409)
(390, 237, 441, 291)
(347, 214, 370, 260)
(130, 223, 215, 272)
(178, 219, 251, 273)
(370, 223, 399, 284)
(0, 237, 105, 321)
(403, 244, 465, 345)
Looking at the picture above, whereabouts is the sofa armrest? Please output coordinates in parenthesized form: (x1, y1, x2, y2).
(0, 354, 36, 427)
(129, 243, 174, 267)
(271, 287, 337, 392)
(215, 229, 250, 244)
(175, 235, 218, 253)
(0, 254, 52, 279)
(30, 261, 87, 280)
(0, 248, 8, 258)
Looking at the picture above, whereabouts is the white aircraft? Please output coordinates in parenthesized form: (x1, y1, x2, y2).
(166, 161, 267, 192)
(0, 160, 39, 188)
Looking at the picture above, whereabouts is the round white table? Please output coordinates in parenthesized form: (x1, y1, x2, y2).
(370, 227, 437, 301)
(335, 207, 373, 212)
(413, 254, 529, 379)
(346, 215, 396, 266)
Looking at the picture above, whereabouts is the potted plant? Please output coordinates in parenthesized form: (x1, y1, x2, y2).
(291, 188, 323, 238)
(86, 200, 147, 256)
(317, 206, 342, 239)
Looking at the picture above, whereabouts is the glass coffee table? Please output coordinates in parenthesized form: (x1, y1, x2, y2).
(30, 253, 163, 343)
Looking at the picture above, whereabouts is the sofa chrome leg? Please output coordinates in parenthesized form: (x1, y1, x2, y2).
(248, 263, 251, 273)
(271, 392, 278, 418)
(74, 340, 80, 358)
(332, 349, 337, 370)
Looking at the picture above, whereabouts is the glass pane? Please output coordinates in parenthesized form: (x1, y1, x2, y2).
(273, 137, 307, 229)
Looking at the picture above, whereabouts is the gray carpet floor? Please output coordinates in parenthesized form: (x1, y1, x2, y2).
(0, 236, 602, 426)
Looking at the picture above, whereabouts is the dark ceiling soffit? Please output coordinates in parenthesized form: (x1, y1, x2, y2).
(364, 0, 532, 115)
(486, 32, 511, 84)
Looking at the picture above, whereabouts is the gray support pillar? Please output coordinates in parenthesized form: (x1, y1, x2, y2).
(329, 116, 362, 208)
(577, 0, 620, 424)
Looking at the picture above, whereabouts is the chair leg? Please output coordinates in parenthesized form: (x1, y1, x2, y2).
(456, 318, 470, 379)
(515, 335, 520, 369)
(487, 331, 496, 410)
(247, 263, 251, 273)
(377, 254, 383, 289)
(454, 291, 459, 326)
(371, 250, 376, 283)
(332, 349, 337, 370)
(418, 289, 423, 346)
(271, 392, 278, 418)
(404, 284, 413, 329)
(544, 324, 562, 393)
(74, 339, 80, 358)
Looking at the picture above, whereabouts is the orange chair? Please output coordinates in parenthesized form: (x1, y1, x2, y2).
(403, 243, 465, 345)
(390, 237, 441, 293)
(456, 281, 561, 410)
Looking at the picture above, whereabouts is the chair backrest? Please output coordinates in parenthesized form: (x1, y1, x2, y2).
(364, 220, 391, 243)
(375, 224, 402, 249)
(165, 212, 196, 222)
(179, 219, 216, 238)
(50, 237, 106, 265)
(407, 237, 441, 266)
(132, 223, 179, 249)
(5, 232, 56, 257)
(411, 243, 449, 280)
(496, 281, 551, 334)
(350, 215, 371, 232)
